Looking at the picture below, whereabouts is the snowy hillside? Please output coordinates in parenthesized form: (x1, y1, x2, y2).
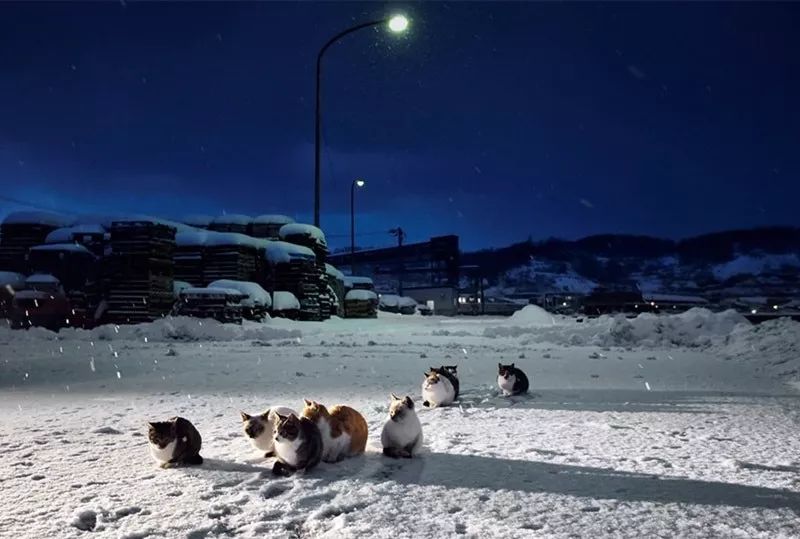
(1, 310, 800, 538)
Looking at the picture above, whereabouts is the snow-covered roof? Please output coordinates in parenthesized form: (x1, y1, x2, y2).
(208, 280, 271, 308)
(279, 223, 327, 246)
(263, 241, 316, 264)
(2, 211, 75, 227)
(253, 214, 295, 225)
(0, 271, 26, 290)
(272, 291, 300, 311)
(211, 214, 252, 226)
(345, 276, 373, 287)
(45, 224, 106, 244)
(345, 289, 378, 302)
(181, 214, 214, 227)
(30, 243, 94, 256)
(325, 263, 345, 280)
(26, 274, 61, 284)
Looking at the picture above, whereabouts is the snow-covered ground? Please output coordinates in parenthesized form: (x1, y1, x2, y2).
(1, 308, 800, 538)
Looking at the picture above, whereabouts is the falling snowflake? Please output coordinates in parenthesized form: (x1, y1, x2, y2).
(116, 371, 122, 379)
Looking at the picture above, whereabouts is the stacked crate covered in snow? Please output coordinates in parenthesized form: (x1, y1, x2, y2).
(105, 221, 176, 324)
(263, 241, 319, 320)
(279, 223, 329, 321)
(44, 224, 108, 258)
(208, 214, 252, 235)
(173, 287, 245, 324)
(251, 214, 295, 240)
(0, 211, 75, 273)
(325, 263, 345, 317)
(344, 276, 378, 318)
(174, 230, 208, 287)
(203, 232, 259, 284)
(181, 215, 213, 230)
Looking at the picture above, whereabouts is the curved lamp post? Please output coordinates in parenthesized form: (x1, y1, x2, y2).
(350, 178, 366, 272)
(314, 14, 409, 228)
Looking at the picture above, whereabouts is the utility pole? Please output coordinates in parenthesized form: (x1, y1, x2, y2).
(390, 227, 405, 295)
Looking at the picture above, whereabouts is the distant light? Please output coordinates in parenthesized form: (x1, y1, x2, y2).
(650, 301, 655, 306)
(562, 302, 568, 307)
(355, 179, 366, 187)
(388, 15, 409, 33)
(751, 308, 758, 314)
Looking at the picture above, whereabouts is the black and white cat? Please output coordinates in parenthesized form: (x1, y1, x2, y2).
(433, 365, 459, 400)
(240, 406, 296, 458)
(272, 413, 323, 476)
(497, 363, 529, 396)
(381, 394, 423, 459)
(147, 417, 203, 468)
(422, 369, 456, 407)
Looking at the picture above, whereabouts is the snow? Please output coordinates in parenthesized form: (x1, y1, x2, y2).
(1, 211, 75, 227)
(25, 273, 61, 284)
(181, 214, 214, 227)
(263, 241, 316, 265)
(209, 280, 272, 309)
(1, 310, 800, 538)
(345, 289, 378, 301)
(175, 230, 209, 247)
(279, 223, 327, 246)
(211, 214, 252, 226)
(712, 253, 800, 280)
(508, 305, 557, 326)
(181, 287, 244, 299)
(45, 224, 106, 244)
(205, 232, 259, 248)
(324, 263, 345, 281)
(379, 294, 418, 308)
(272, 291, 300, 311)
(0, 271, 26, 290)
(345, 276, 374, 287)
(29, 243, 94, 255)
(173, 280, 192, 297)
(253, 214, 295, 225)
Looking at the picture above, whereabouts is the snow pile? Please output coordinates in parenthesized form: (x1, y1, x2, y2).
(712, 253, 800, 280)
(346, 289, 378, 301)
(509, 305, 557, 325)
(253, 214, 294, 225)
(279, 223, 327, 247)
(2, 211, 75, 227)
(273, 291, 300, 311)
(325, 263, 345, 281)
(379, 295, 417, 308)
(263, 241, 316, 264)
(716, 318, 800, 377)
(45, 224, 106, 244)
(208, 280, 271, 309)
(26, 274, 61, 285)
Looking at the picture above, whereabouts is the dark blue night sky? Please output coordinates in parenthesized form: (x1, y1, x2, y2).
(1, 2, 798, 250)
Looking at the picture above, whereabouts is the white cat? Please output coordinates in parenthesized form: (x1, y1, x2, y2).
(421, 370, 455, 407)
(381, 394, 423, 458)
(240, 406, 296, 457)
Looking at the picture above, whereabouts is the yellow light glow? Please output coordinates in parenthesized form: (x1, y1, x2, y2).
(388, 15, 409, 33)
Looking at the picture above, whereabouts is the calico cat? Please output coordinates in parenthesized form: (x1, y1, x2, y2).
(301, 399, 369, 463)
(497, 363, 529, 396)
(432, 365, 459, 400)
(381, 394, 423, 459)
(272, 413, 323, 476)
(421, 369, 456, 407)
(240, 406, 296, 457)
(147, 417, 203, 468)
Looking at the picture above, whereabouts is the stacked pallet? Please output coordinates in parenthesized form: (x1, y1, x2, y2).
(173, 287, 245, 324)
(45, 224, 108, 257)
(279, 223, 329, 321)
(264, 241, 320, 321)
(251, 215, 295, 240)
(325, 263, 345, 317)
(0, 211, 75, 273)
(203, 232, 259, 284)
(105, 221, 176, 324)
(174, 230, 208, 287)
(208, 279, 271, 321)
(208, 214, 252, 235)
(181, 215, 213, 229)
(344, 289, 378, 318)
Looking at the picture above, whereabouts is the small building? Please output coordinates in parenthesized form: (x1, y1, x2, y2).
(403, 286, 457, 316)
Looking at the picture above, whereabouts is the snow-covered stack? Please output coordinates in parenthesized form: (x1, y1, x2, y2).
(44, 224, 108, 258)
(0, 211, 76, 273)
(208, 214, 252, 235)
(208, 279, 271, 321)
(105, 221, 177, 324)
(251, 214, 295, 240)
(202, 232, 259, 285)
(344, 276, 378, 318)
(173, 286, 246, 324)
(0, 271, 26, 319)
(325, 263, 345, 317)
(180, 214, 213, 230)
(279, 223, 329, 320)
(174, 230, 208, 287)
(263, 241, 320, 321)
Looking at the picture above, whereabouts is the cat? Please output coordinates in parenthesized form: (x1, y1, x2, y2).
(272, 412, 323, 476)
(301, 399, 368, 463)
(421, 369, 456, 407)
(381, 394, 423, 459)
(497, 363, 530, 396)
(147, 417, 203, 468)
(432, 365, 459, 400)
(240, 406, 296, 457)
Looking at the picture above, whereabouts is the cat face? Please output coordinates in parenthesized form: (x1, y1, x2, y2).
(389, 393, 414, 421)
(498, 363, 516, 378)
(442, 365, 458, 376)
(240, 410, 270, 439)
(302, 399, 329, 420)
(423, 371, 441, 386)
(274, 413, 301, 443)
(147, 420, 175, 448)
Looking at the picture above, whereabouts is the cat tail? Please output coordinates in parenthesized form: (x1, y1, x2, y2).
(183, 453, 204, 466)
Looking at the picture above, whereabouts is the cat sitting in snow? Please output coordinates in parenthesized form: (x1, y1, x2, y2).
(240, 406, 296, 458)
(422, 369, 456, 407)
(431, 365, 459, 400)
(381, 394, 423, 458)
(497, 363, 529, 396)
(301, 399, 369, 463)
(147, 417, 203, 468)
(272, 412, 323, 476)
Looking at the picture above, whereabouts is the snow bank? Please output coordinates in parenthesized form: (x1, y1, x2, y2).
(346, 289, 378, 301)
(2, 211, 75, 227)
(509, 305, 557, 325)
(264, 241, 316, 264)
(208, 280, 271, 309)
(279, 223, 327, 246)
(273, 291, 300, 311)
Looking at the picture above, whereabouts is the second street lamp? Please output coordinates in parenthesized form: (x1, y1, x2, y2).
(314, 15, 409, 228)
(351, 179, 366, 273)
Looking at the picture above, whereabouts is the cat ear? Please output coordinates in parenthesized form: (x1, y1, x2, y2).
(274, 412, 287, 421)
(303, 398, 313, 407)
(261, 408, 270, 419)
(147, 422, 156, 429)
(288, 413, 298, 421)
(240, 411, 251, 422)
(511, 363, 515, 369)
(404, 396, 414, 409)
(391, 393, 400, 400)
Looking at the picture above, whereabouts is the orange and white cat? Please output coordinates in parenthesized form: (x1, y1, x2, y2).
(301, 399, 368, 463)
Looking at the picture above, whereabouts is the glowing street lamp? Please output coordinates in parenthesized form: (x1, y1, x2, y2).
(351, 178, 367, 272)
(314, 15, 410, 228)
